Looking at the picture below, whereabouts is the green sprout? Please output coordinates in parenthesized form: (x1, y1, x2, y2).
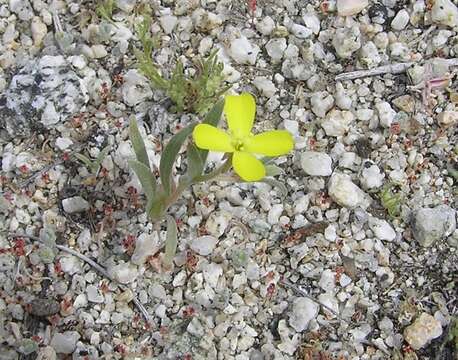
(96, 0, 117, 23)
(74, 146, 110, 175)
(378, 183, 403, 218)
(129, 94, 294, 270)
(133, 16, 230, 115)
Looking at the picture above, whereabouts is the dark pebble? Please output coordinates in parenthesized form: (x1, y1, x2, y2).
(29, 298, 60, 317)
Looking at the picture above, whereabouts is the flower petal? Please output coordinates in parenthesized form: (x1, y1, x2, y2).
(224, 93, 256, 137)
(232, 151, 266, 182)
(193, 124, 234, 152)
(244, 130, 294, 156)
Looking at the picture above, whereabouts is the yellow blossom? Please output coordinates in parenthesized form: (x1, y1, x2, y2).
(192, 93, 294, 181)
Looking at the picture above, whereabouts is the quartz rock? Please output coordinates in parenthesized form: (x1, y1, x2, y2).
(333, 26, 361, 58)
(256, 16, 275, 35)
(321, 109, 354, 137)
(360, 163, 384, 189)
(391, 9, 410, 30)
(31, 16, 47, 46)
(337, 0, 369, 16)
(50, 331, 80, 354)
(62, 196, 90, 213)
(431, 0, 458, 27)
(289, 297, 319, 332)
(228, 36, 260, 65)
(121, 70, 153, 107)
(190, 235, 218, 256)
(411, 205, 456, 247)
(368, 217, 396, 242)
(310, 92, 334, 117)
(131, 233, 159, 265)
(328, 173, 370, 209)
(404, 313, 442, 350)
(375, 101, 396, 128)
(109, 262, 138, 284)
(437, 111, 457, 126)
(159, 15, 178, 34)
(300, 151, 333, 177)
(253, 77, 276, 98)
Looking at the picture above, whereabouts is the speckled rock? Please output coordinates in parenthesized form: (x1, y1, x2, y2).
(0, 56, 89, 138)
(411, 205, 456, 247)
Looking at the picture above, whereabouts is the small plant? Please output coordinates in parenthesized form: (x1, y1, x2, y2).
(129, 93, 293, 269)
(378, 183, 402, 218)
(74, 146, 110, 175)
(133, 16, 230, 115)
(96, 0, 117, 23)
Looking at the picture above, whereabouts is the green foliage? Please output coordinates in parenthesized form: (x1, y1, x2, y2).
(96, 0, 117, 23)
(134, 17, 229, 114)
(163, 215, 178, 270)
(378, 184, 402, 218)
(75, 146, 110, 174)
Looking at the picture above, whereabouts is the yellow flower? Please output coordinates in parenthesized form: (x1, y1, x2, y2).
(192, 93, 294, 181)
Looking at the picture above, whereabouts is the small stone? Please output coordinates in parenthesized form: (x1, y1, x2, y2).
(256, 16, 275, 35)
(335, 83, 352, 110)
(50, 331, 80, 354)
(328, 173, 370, 209)
(62, 196, 90, 213)
(375, 101, 396, 128)
(391, 9, 410, 30)
(55, 137, 73, 151)
(302, 12, 320, 34)
(360, 163, 384, 189)
(310, 92, 334, 117)
(289, 297, 319, 332)
(59, 255, 81, 275)
(87, 285, 104, 303)
(337, 0, 369, 16)
(203, 262, 223, 288)
(17, 339, 38, 355)
(109, 262, 138, 284)
(253, 77, 276, 98)
(404, 313, 443, 350)
(189, 235, 218, 256)
(291, 24, 312, 39)
(36, 346, 56, 360)
(77, 228, 92, 250)
(300, 151, 333, 177)
(321, 109, 354, 137)
(318, 269, 336, 291)
(268, 204, 284, 225)
(228, 36, 260, 65)
(368, 217, 396, 242)
(159, 15, 178, 34)
(121, 70, 153, 107)
(431, 0, 458, 28)
(131, 233, 159, 265)
(333, 26, 361, 58)
(393, 95, 415, 113)
(91, 45, 108, 59)
(31, 16, 47, 46)
(411, 205, 456, 247)
(29, 298, 60, 317)
(437, 111, 458, 126)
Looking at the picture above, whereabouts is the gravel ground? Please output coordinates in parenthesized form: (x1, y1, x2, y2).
(0, 0, 457, 359)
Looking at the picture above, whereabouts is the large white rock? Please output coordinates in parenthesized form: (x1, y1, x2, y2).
(328, 173, 370, 209)
(50, 331, 80, 354)
(228, 36, 260, 65)
(300, 151, 333, 176)
(189, 235, 218, 256)
(131, 232, 160, 265)
(411, 205, 456, 247)
(109, 262, 138, 284)
(375, 101, 396, 128)
(368, 217, 396, 242)
(62, 196, 90, 213)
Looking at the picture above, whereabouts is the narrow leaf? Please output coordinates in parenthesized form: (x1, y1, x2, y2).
(160, 123, 196, 195)
(265, 164, 284, 177)
(129, 116, 150, 169)
(128, 160, 156, 202)
(94, 145, 111, 172)
(163, 215, 178, 270)
(74, 153, 93, 169)
(261, 178, 288, 198)
(186, 141, 205, 180)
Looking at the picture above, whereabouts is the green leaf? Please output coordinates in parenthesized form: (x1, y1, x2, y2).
(186, 141, 205, 181)
(265, 164, 284, 177)
(261, 178, 288, 197)
(163, 215, 178, 270)
(129, 116, 150, 169)
(74, 153, 93, 169)
(128, 160, 156, 202)
(160, 123, 196, 195)
(93, 145, 111, 173)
